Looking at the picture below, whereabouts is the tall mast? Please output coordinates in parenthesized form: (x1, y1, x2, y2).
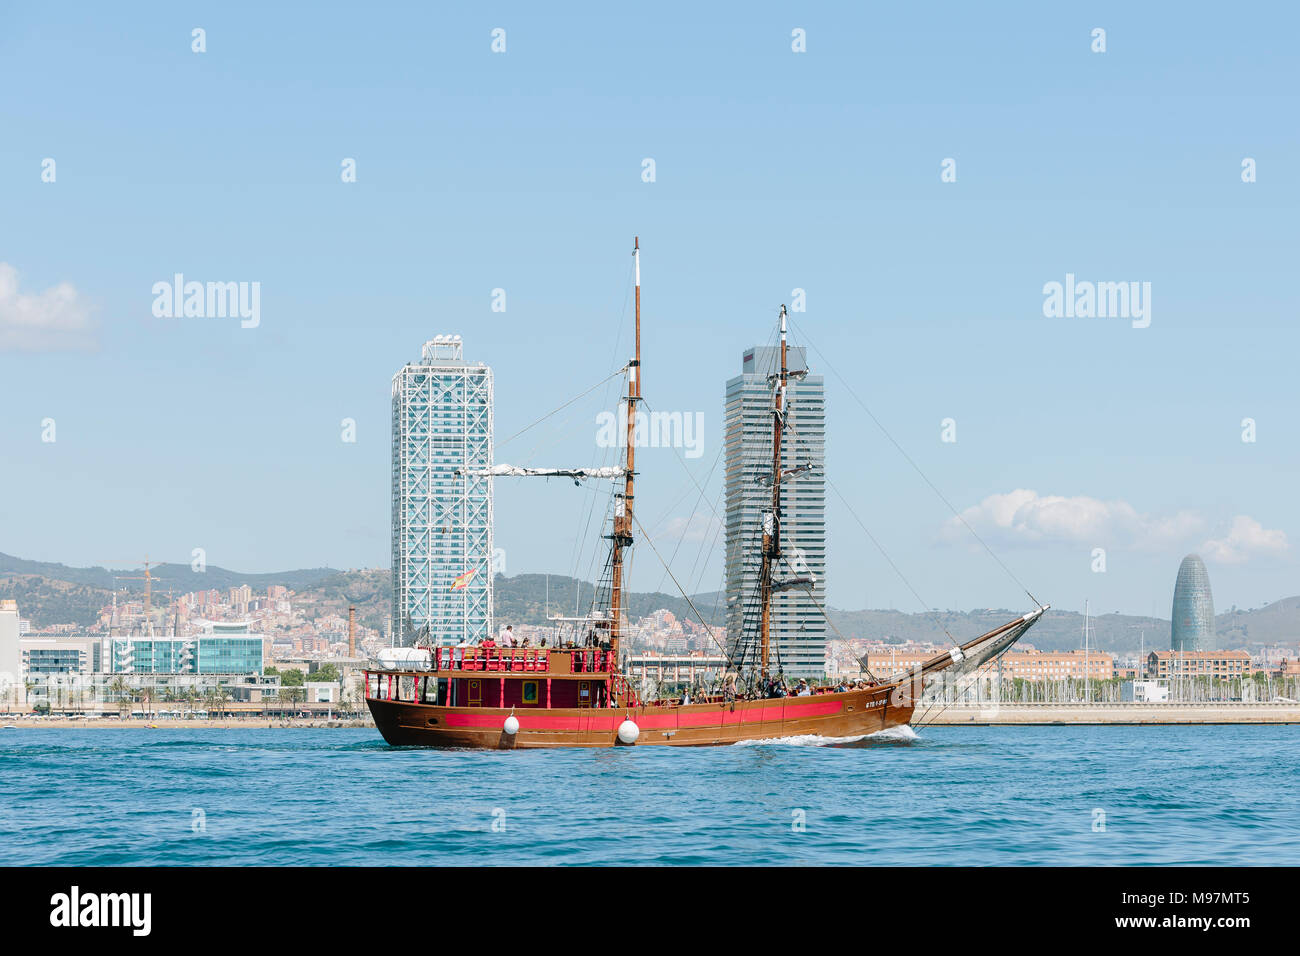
(608, 238, 640, 671)
(759, 305, 789, 680)
(1084, 599, 1090, 703)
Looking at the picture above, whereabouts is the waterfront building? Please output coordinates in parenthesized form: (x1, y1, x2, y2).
(724, 344, 826, 678)
(0, 602, 268, 711)
(21, 636, 100, 677)
(860, 646, 1114, 683)
(1146, 649, 1250, 681)
(391, 335, 494, 647)
(303, 681, 339, 704)
(108, 621, 264, 675)
(0, 600, 20, 708)
(1121, 679, 1170, 703)
(1171, 553, 1216, 651)
(860, 651, 932, 677)
(992, 648, 1115, 682)
(625, 652, 729, 686)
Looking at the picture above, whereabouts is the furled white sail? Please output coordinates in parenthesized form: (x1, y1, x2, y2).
(474, 464, 625, 480)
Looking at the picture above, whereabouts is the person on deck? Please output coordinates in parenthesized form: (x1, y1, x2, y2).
(722, 672, 738, 704)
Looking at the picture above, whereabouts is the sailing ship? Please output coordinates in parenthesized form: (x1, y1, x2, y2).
(365, 239, 1046, 748)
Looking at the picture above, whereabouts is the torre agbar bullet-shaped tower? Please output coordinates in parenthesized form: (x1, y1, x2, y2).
(391, 336, 494, 647)
(1171, 553, 1216, 652)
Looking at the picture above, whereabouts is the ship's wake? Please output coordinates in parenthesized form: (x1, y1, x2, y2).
(732, 725, 919, 748)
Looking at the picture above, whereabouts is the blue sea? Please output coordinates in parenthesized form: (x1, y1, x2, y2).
(1, 725, 1297, 866)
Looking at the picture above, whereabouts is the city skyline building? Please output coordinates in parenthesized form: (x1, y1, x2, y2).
(391, 335, 495, 648)
(106, 633, 264, 675)
(107, 621, 264, 675)
(724, 343, 827, 679)
(0, 600, 20, 708)
(1171, 553, 1217, 652)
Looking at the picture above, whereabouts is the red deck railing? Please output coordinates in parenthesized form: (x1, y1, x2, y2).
(364, 648, 631, 705)
(426, 647, 615, 673)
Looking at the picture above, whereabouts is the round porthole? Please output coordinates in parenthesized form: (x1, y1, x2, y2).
(427, 717, 439, 726)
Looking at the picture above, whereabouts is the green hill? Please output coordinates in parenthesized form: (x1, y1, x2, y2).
(494, 573, 725, 629)
(3, 551, 1296, 655)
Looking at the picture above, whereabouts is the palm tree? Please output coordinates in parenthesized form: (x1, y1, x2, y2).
(215, 686, 231, 720)
(276, 687, 292, 718)
(107, 677, 130, 718)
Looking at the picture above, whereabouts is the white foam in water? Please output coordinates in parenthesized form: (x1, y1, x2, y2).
(733, 724, 919, 747)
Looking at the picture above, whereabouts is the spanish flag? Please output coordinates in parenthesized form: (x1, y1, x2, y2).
(450, 568, 478, 591)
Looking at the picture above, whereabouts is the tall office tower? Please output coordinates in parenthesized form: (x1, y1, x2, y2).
(724, 344, 827, 678)
(391, 335, 494, 647)
(1171, 553, 1216, 652)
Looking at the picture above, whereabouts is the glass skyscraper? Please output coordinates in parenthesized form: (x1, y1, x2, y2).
(391, 336, 494, 647)
(1171, 553, 1216, 651)
(724, 344, 827, 678)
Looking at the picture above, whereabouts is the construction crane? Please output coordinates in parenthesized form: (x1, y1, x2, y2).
(100, 556, 169, 618)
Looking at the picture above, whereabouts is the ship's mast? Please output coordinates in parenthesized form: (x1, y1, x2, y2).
(758, 305, 789, 680)
(608, 238, 641, 669)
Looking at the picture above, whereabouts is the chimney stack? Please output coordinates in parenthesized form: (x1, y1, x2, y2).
(348, 606, 357, 658)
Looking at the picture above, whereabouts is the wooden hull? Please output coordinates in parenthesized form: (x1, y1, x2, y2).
(367, 685, 914, 748)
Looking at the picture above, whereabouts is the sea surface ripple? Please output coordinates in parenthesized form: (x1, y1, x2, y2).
(1, 725, 1296, 866)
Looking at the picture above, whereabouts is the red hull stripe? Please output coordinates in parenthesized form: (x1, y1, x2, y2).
(440, 699, 843, 732)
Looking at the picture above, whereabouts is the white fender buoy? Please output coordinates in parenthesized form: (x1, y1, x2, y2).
(617, 718, 640, 745)
(504, 713, 519, 735)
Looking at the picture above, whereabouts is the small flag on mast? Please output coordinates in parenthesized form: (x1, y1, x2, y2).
(450, 569, 478, 591)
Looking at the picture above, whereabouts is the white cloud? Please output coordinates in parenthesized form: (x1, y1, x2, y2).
(1201, 516, 1289, 565)
(943, 488, 1205, 550)
(0, 262, 97, 352)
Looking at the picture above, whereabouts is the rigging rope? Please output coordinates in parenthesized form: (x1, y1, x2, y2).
(774, 407, 963, 649)
(824, 474, 960, 648)
(628, 511, 733, 662)
(787, 316, 1042, 610)
(495, 366, 627, 451)
(777, 553, 878, 681)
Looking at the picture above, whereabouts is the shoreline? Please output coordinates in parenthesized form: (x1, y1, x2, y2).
(924, 703, 1300, 725)
(1, 717, 376, 729)
(6, 703, 1300, 729)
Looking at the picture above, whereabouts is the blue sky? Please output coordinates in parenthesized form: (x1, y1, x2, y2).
(1, 2, 1297, 618)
